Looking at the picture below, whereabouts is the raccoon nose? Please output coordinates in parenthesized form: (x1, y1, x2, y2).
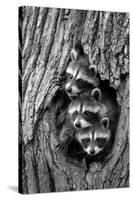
(90, 149, 95, 155)
(75, 122, 81, 128)
(67, 87, 72, 93)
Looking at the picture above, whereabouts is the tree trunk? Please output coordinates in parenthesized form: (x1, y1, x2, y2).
(19, 6, 129, 194)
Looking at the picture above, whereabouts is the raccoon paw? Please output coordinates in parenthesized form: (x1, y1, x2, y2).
(56, 143, 68, 152)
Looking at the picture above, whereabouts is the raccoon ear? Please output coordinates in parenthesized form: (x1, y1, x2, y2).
(71, 43, 84, 61)
(101, 117, 109, 129)
(89, 65, 97, 76)
(91, 88, 101, 101)
(71, 48, 80, 61)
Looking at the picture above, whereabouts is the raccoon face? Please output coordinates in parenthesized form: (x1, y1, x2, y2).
(68, 103, 93, 129)
(68, 91, 102, 129)
(65, 59, 99, 97)
(76, 117, 110, 156)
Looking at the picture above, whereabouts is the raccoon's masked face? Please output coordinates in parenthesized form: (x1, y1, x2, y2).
(65, 61, 99, 98)
(68, 94, 101, 129)
(76, 117, 110, 156)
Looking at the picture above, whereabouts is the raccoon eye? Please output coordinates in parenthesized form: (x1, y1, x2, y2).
(81, 138, 91, 147)
(67, 73, 73, 79)
(83, 111, 90, 117)
(72, 110, 78, 119)
(96, 138, 106, 146)
(78, 79, 83, 83)
(86, 138, 91, 143)
(77, 79, 84, 85)
(74, 111, 78, 115)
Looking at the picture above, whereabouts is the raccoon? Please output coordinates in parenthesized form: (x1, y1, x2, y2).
(54, 88, 100, 152)
(65, 45, 99, 98)
(75, 117, 115, 159)
(87, 87, 120, 121)
(55, 87, 119, 155)
(55, 90, 100, 152)
(68, 85, 120, 131)
(67, 88, 104, 130)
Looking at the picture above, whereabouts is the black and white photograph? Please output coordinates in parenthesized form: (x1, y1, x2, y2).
(19, 6, 129, 194)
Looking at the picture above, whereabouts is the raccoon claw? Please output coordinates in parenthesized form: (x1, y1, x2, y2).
(56, 144, 63, 151)
(56, 143, 67, 152)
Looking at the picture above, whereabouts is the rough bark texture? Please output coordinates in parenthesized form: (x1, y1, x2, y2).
(19, 6, 129, 194)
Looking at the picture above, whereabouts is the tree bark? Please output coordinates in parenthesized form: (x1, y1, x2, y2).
(19, 6, 129, 194)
